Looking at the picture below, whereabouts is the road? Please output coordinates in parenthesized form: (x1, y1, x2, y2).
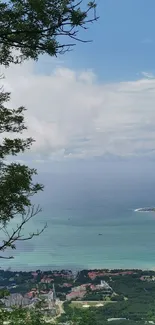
(56, 300, 65, 316)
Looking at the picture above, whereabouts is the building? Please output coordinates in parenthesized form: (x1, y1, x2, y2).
(66, 291, 86, 301)
(25, 291, 36, 299)
(47, 290, 55, 309)
(88, 270, 134, 280)
(41, 277, 54, 284)
(88, 271, 106, 280)
(1, 293, 31, 308)
(31, 272, 38, 277)
(71, 284, 89, 293)
(62, 283, 72, 288)
(90, 281, 113, 293)
(140, 275, 155, 282)
(100, 280, 112, 291)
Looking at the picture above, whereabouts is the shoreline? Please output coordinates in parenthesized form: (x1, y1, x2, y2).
(2, 266, 155, 272)
(134, 207, 155, 212)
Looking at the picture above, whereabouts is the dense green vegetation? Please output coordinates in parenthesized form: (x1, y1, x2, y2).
(59, 301, 155, 324)
(0, 307, 47, 325)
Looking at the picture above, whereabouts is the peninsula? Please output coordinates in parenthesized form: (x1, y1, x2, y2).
(135, 207, 155, 212)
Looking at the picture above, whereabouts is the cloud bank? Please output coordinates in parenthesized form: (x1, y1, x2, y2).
(1, 60, 155, 160)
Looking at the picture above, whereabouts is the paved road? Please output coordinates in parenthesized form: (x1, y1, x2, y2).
(56, 300, 65, 316)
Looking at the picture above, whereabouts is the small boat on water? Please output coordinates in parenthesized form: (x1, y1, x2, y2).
(98, 233, 103, 236)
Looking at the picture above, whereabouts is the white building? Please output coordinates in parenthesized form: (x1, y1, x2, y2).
(100, 281, 112, 291)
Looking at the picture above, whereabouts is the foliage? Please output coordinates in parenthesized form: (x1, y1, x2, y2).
(0, 0, 98, 66)
(0, 288, 10, 299)
(0, 307, 46, 325)
(0, 82, 46, 259)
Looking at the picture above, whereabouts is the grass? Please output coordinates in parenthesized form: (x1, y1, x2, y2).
(70, 300, 116, 309)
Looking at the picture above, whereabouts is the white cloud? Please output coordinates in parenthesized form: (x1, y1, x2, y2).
(1, 61, 155, 160)
(141, 72, 155, 79)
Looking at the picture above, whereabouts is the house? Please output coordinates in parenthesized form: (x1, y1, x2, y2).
(1, 293, 31, 308)
(99, 280, 112, 291)
(31, 272, 38, 277)
(88, 271, 106, 280)
(41, 277, 53, 284)
(25, 291, 36, 299)
(62, 283, 72, 288)
(71, 284, 90, 293)
(119, 271, 134, 276)
(66, 291, 86, 301)
(90, 281, 112, 293)
(88, 270, 134, 280)
(140, 275, 155, 282)
(25, 297, 41, 309)
(79, 284, 90, 290)
(90, 285, 96, 291)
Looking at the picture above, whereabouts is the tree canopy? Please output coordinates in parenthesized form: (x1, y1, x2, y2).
(0, 82, 46, 259)
(0, 0, 97, 259)
(0, 0, 98, 66)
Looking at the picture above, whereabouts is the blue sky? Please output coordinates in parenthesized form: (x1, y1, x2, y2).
(36, 0, 155, 82)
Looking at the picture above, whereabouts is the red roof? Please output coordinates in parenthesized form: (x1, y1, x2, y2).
(63, 283, 72, 287)
(41, 277, 53, 283)
(90, 285, 96, 291)
(26, 291, 35, 298)
(32, 272, 38, 277)
(88, 272, 106, 279)
(67, 291, 85, 298)
(120, 271, 133, 275)
(88, 270, 134, 279)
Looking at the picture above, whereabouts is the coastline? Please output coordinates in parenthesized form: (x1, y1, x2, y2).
(2, 265, 155, 272)
(134, 207, 155, 212)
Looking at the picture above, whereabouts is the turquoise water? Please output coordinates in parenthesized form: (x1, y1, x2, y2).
(3, 207, 155, 271)
(2, 167, 155, 271)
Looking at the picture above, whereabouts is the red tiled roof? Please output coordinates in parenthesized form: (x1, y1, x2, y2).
(88, 270, 134, 279)
(26, 291, 35, 298)
(63, 283, 72, 287)
(90, 285, 96, 291)
(31, 272, 38, 277)
(41, 277, 53, 283)
(67, 291, 85, 298)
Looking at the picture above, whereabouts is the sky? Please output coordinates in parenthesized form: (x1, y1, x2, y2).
(1, 0, 155, 171)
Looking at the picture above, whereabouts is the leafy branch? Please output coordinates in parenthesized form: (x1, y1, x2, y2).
(0, 205, 47, 259)
(0, 0, 98, 65)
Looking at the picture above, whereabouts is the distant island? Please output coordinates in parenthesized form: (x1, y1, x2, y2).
(134, 207, 155, 212)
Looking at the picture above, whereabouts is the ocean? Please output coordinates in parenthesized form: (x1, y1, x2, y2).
(1, 159, 155, 271)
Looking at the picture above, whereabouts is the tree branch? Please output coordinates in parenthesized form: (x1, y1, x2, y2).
(0, 205, 47, 259)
